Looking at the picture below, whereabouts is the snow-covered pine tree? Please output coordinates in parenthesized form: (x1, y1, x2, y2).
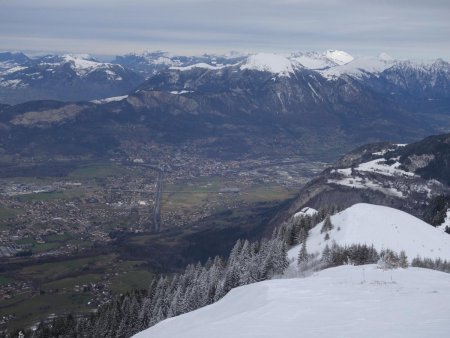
(321, 215, 333, 233)
(298, 241, 309, 265)
(399, 250, 408, 268)
(321, 244, 331, 265)
(298, 227, 308, 244)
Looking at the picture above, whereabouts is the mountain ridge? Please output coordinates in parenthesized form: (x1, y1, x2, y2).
(268, 133, 450, 231)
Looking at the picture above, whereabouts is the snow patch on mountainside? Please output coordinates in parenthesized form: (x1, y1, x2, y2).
(327, 151, 423, 197)
(134, 264, 450, 338)
(91, 95, 128, 104)
(38, 54, 125, 79)
(169, 90, 194, 95)
(327, 176, 405, 197)
(356, 158, 415, 177)
(0, 66, 28, 76)
(437, 209, 450, 232)
(0, 79, 26, 88)
(293, 207, 318, 219)
(240, 53, 301, 77)
(321, 55, 396, 79)
(325, 50, 354, 65)
(290, 51, 338, 70)
(288, 203, 450, 262)
(171, 63, 228, 71)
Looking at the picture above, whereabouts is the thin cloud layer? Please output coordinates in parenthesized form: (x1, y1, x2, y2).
(0, 0, 449, 58)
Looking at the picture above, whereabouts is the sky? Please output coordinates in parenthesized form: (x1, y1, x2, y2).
(0, 0, 449, 59)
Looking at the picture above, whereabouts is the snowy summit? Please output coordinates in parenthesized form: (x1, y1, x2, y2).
(288, 203, 450, 262)
(240, 53, 301, 77)
(325, 50, 354, 65)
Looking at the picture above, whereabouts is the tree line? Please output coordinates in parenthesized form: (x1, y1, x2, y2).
(8, 204, 450, 337)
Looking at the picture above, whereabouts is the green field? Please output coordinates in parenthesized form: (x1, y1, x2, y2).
(110, 270, 153, 294)
(163, 176, 295, 213)
(242, 184, 294, 203)
(1, 253, 155, 330)
(0, 292, 91, 331)
(0, 206, 23, 220)
(0, 172, 295, 331)
(19, 254, 116, 281)
(69, 162, 127, 179)
(0, 206, 23, 229)
(0, 276, 15, 286)
(16, 189, 86, 202)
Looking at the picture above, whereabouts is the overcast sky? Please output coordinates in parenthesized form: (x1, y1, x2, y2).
(0, 0, 449, 59)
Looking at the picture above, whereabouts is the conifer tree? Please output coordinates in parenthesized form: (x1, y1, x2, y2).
(298, 241, 309, 265)
(399, 250, 408, 268)
(321, 215, 333, 233)
(322, 244, 331, 265)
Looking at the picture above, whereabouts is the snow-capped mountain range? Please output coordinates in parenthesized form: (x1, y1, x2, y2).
(1, 50, 450, 164)
(0, 52, 143, 103)
(1, 49, 449, 104)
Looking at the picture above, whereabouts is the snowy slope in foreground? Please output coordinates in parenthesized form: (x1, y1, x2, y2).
(134, 265, 450, 338)
(289, 203, 450, 262)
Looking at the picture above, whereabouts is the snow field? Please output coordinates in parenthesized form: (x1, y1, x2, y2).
(288, 203, 450, 263)
(134, 264, 450, 338)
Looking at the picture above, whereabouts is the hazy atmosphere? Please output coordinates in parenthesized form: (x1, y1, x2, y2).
(1, 1, 450, 336)
(1, 0, 449, 58)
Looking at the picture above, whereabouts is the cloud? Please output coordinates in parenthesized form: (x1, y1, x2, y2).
(0, 0, 449, 58)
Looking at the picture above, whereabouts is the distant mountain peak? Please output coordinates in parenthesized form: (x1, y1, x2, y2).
(378, 52, 394, 62)
(325, 49, 354, 65)
(240, 53, 301, 77)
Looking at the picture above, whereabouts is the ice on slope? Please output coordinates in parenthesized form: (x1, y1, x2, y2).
(288, 203, 450, 262)
(134, 265, 450, 338)
(240, 53, 301, 77)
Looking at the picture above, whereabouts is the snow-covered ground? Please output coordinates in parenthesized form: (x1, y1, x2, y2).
(170, 62, 229, 71)
(293, 207, 318, 219)
(288, 203, 450, 262)
(355, 158, 415, 177)
(321, 54, 395, 79)
(327, 152, 428, 198)
(238, 50, 354, 76)
(327, 176, 405, 197)
(91, 95, 128, 104)
(240, 53, 301, 77)
(437, 209, 450, 233)
(134, 264, 450, 338)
